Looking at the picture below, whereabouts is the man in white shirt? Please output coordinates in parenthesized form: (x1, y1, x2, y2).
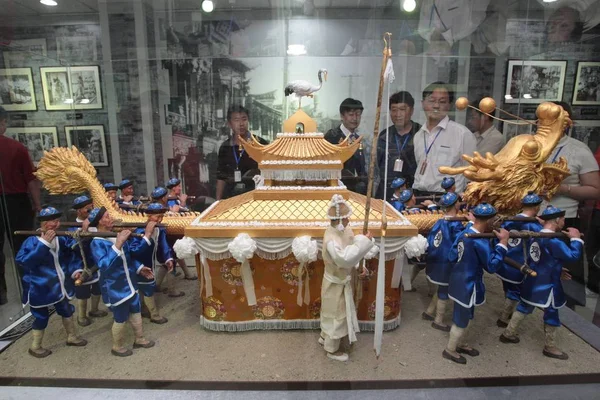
(413, 82, 477, 194)
(466, 101, 505, 155)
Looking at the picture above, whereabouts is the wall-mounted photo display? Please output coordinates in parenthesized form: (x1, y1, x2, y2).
(40, 66, 103, 110)
(502, 120, 536, 143)
(572, 62, 600, 106)
(5, 126, 58, 166)
(571, 120, 600, 149)
(65, 124, 108, 167)
(505, 60, 567, 104)
(3, 39, 48, 69)
(0, 68, 37, 111)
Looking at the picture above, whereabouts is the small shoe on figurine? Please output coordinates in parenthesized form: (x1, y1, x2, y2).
(66, 338, 88, 347)
(421, 312, 434, 321)
(141, 308, 151, 319)
(133, 340, 156, 349)
(496, 319, 509, 328)
(442, 349, 466, 364)
(88, 310, 108, 318)
(150, 317, 169, 324)
(542, 348, 569, 360)
(431, 322, 451, 332)
(499, 334, 520, 344)
(326, 352, 349, 362)
(77, 317, 92, 327)
(111, 348, 133, 357)
(456, 346, 479, 357)
(168, 291, 185, 298)
(28, 348, 52, 358)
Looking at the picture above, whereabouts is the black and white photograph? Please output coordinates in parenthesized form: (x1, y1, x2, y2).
(56, 36, 98, 63)
(0, 68, 37, 111)
(3, 38, 47, 69)
(65, 125, 108, 167)
(5, 127, 58, 165)
(505, 60, 567, 104)
(571, 120, 600, 148)
(501, 120, 536, 142)
(572, 62, 600, 105)
(40, 66, 102, 110)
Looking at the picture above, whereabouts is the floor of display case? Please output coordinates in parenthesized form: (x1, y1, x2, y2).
(0, 274, 598, 384)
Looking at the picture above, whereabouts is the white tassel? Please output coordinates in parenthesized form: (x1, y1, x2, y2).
(173, 237, 200, 259)
(404, 234, 429, 259)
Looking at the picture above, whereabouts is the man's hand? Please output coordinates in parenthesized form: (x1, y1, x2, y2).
(536, 216, 545, 225)
(365, 231, 373, 240)
(165, 260, 174, 272)
(466, 212, 476, 223)
(171, 204, 181, 213)
(41, 230, 56, 243)
(81, 219, 91, 232)
(73, 272, 82, 282)
(563, 227, 581, 240)
(180, 194, 188, 205)
(560, 268, 572, 281)
(145, 221, 157, 238)
(115, 230, 131, 249)
(493, 228, 510, 246)
(140, 266, 154, 280)
(359, 265, 369, 278)
(422, 200, 434, 206)
(123, 195, 134, 203)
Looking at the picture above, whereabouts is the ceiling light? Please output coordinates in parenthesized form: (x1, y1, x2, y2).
(504, 95, 513, 100)
(202, 0, 214, 13)
(80, 99, 90, 104)
(40, 0, 58, 6)
(543, 0, 558, 3)
(287, 44, 307, 56)
(402, 0, 417, 12)
(523, 94, 532, 99)
(63, 98, 74, 104)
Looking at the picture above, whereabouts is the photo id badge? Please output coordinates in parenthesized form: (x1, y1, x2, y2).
(419, 160, 428, 175)
(234, 170, 242, 182)
(393, 158, 404, 172)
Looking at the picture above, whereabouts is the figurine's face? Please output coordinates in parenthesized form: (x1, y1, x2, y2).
(158, 195, 168, 205)
(407, 195, 416, 207)
(422, 89, 450, 122)
(148, 214, 163, 223)
(341, 109, 362, 131)
(107, 190, 117, 201)
(99, 212, 113, 229)
(557, 216, 566, 230)
(171, 184, 182, 195)
(77, 204, 93, 219)
(228, 112, 249, 137)
(42, 218, 60, 231)
(390, 102, 413, 128)
(341, 217, 349, 228)
(122, 186, 134, 196)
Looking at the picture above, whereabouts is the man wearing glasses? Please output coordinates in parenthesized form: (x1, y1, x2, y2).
(413, 82, 477, 196)
(324, 98, 367, 194)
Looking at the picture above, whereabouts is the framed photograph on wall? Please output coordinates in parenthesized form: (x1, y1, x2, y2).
(572, 62, 600, 105)
(65, 125, 108, 167)
(3, 39, 47, 68)
(0, 68, 37, 111)
(502, 120, 536, 142)
(5, 127, 58, 166)
(505, 60, 567, 104)
(40, 66, 102, 110)
(571, 120, 600, 148)
(56, 36, 98, 63)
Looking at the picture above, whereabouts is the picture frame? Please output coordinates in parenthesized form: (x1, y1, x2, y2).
(56, 36, 98, 63)
(571, 120, 600, 148)
(40, 66, 103, 110)
(0, 68, 37, 111)
(3, 39, 47, 69)
(65, 125, 109, 167)
(4, 126, 58, 166)
(502, 120, 536, 143)
(572, 62, 600, 105)
(505, 60, 567, 104)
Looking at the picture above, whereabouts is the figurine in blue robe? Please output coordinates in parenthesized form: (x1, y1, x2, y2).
(388, 177, 407, 210)
(87, 206, 155, 357)
(68, 195, 108, 327)
(166, 178, 190, 212)
(117, 179, 142, 209)
(443, 203, 509, 364)
(500, 205, 583, 361)
(132, 202, 173, 324)
(15, 206, 87, 358)
(495, 192, 543, 328)
(103, 182, 119, 203)
(423, 192, 469, 331)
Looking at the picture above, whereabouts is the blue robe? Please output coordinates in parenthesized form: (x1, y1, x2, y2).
(167, 198, 189, 212)
(426, 219, 467, 286)
(447, 226, 506, 308)
(16, 235, 79, 308)
(495, 214, 542, 284)
(520, 231, 583, 309)
(132, 226, 173, 287)
(89, 236, 152, 307)
(66, 224, 100, 285)
(389, 194, 404, 212)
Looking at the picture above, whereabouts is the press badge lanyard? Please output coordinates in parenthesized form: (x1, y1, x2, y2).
(419, 128, 442, 175)
(233, 145, 245, 182)
(551, 146, 564, 163)
(393, 134, 410, 172)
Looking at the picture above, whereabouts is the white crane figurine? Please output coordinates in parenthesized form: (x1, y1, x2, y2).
(284, 68, 328, 109)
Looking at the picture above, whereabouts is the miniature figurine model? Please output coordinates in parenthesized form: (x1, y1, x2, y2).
(389, 177, 407, 204)
(16, 206, 87, 358)
(103, 182, 119, 202)
(166, 178, 189, 213)
(320, 194, 374, 362)
(392, 189, 416, 213)
(495, 192, 543, 328)
(88, 206, 155, 357)
(499, 205, 583, 361)
(443, 203, 509, 364)
(117, 179, 141, 208)
(441, 177, 456, 193)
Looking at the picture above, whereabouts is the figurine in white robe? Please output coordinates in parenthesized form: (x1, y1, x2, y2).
(320, 194, 374, 362)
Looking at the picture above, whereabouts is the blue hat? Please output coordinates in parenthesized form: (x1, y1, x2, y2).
(103, 182, 119, 192)
(166, 178, 181, 189)
(391, 177, 406, 190)
(399, 189, 414, 203)
(119, 179, 133, 190)
(522, 191, 543, 206)
(38, 206, 62, 221)
(88, 207, 107, 227)
(540, 205, 565, 220)
(439, 192, 459, 208)
(472, 203, 497, 218)
(72, 195, 93, 209)
(441, 177, 455, 190)
(146, 202, 168, 215)
(151, 186, 168, 200)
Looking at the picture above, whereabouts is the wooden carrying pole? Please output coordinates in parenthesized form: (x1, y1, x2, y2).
(60, 221, 166, 228)
(464, 232, 583, 239)
(14, 230, 145, 238)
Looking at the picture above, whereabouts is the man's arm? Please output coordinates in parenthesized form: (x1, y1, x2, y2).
(27, 180, 41, 212)
(216, 142, 229, 201)
(556, 171, 600, 201)
(19, 146, 41, 211)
